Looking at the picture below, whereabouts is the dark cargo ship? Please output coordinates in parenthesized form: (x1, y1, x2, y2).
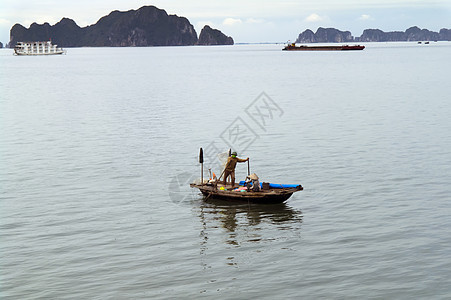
(283, 43, 365, 51)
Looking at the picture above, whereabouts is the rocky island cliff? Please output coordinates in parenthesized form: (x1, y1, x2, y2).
(198, 25, 234, 45)
(296, 26, 451, 43)
(295, 28, 354, 43)
(9, 6, 233, 47)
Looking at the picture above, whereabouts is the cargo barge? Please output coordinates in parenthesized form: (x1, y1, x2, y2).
(283, 43, 365, 51)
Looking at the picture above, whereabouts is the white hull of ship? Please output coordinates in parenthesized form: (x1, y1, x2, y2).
(14, 50, 66, 56)
(14, 41, 66, 56)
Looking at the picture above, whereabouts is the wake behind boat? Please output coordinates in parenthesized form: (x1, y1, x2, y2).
(190, 148, 303, 204)
(14, 41, 66, 56)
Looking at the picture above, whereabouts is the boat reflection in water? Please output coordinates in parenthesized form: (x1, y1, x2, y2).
(193, 198, 303, 270)
(194, 197, 303, 244)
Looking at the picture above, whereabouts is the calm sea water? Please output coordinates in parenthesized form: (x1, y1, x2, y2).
(1, 42, 451, 299)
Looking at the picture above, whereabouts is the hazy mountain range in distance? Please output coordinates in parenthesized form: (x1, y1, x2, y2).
(4, 5, 450, 47)
(295, 27, 451, 43)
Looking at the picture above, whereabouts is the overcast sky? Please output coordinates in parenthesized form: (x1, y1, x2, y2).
(1, 0, 450, 44)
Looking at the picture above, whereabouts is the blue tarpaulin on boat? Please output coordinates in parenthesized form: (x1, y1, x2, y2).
(239, 181, 301, 189)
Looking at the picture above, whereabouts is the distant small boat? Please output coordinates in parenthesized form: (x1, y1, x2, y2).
(425, 41, 430, 44)
(14, 41, 66, 56)
(283, 43, 365, 51)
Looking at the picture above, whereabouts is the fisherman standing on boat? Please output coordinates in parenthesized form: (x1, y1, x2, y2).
(223, 152, 249, 188)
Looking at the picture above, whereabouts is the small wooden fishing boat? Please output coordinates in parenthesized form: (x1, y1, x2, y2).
(191, 147, 303, 204)
(190, 183, 303, 204)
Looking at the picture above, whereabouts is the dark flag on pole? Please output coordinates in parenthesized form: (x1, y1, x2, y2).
(199, 148, 204, 185)
(199, 148, 204, 163)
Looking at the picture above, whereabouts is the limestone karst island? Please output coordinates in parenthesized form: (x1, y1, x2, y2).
(9, 5, 234, 47)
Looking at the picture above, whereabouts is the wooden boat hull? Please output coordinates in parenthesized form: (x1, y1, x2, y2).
(190, 184, 303, 204)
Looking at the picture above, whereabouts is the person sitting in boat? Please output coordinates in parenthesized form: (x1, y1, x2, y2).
(245, 173, 261, 192)
(223, 151, 249, 187)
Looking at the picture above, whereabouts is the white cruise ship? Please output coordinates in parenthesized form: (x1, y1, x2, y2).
(14, 41, 66, 55)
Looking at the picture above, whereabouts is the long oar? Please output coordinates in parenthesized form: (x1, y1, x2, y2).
(218, 167, 226, 181)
